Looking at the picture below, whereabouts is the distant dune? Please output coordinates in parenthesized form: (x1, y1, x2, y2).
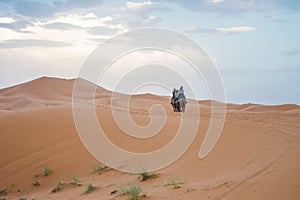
(0, 77, 299, 200)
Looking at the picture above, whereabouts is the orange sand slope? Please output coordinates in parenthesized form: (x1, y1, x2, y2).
(0, 77, 299, 200)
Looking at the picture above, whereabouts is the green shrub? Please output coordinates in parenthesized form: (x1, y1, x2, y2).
(93, 164, 107, 174)
(83, 183, 98, 194)
(51, 180, 65, 193)
(43, 167, 53, 177)
(33, 181, 40, 187)
(71, 176, 81, 186)
(164, 177, 184, 189)
(0, 188, 7, 195)
(34, 174, 40, 178)
(120, 185, 146, 200)
(73, 177, 79, 184)
(138, 168, 159, 181)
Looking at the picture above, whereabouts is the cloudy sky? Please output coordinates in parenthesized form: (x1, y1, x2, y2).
(0, 0, 299, 104)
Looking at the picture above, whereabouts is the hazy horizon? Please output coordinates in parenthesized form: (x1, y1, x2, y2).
(0, 75, 298, 106)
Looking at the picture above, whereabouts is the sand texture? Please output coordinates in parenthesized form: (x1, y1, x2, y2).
(0, 77, 299, 199)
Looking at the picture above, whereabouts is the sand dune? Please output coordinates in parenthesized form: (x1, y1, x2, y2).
(0, 77, 299, 200)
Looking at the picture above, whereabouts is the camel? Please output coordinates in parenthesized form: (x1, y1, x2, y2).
(171, 96, 187, 112)
(178, 97, 187, 112)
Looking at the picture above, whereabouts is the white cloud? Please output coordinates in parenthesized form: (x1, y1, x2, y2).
(0, 17, 15, 24)
(46, 13, 113, 28)
(0, 39, 71, 49)
(144, 15, 161, 25)
(6, 0, 103, 18)
(44, 22, 81, 30)
(44, 13, 126, 36)
(126, 1, 158, 10)
(184, 26, 256, 35)
(0, 13, 127, 49)
(167, 0, 298, 15)
(217, 26, 256, 33)
(125, 1, 168, 17)
(114, 1, 165, 27)
(99, 49, 209, 99)
(107, 15, 161, 29)
(209, 0, 224, 3)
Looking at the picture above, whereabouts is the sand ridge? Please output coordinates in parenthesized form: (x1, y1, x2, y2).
(0, 77, 299, 200)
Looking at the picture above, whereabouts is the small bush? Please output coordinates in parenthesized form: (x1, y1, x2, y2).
(120, 185, 146, 200)
(218, 178, 231, 188)
(51, 180, 65, 193)
(164, 177, 184, 189)
(43, 167, 53, 177)
(138, 168, 159, 181)
(19, 197, 27, 200)
(0, 188, 7, 195)
(73, 177, 79, 184)
(83, 183, 98, 194)
(70, 176, 81, 186)
(93, 164, 107, 174)
(34, 174, 40, 178)
(33, 181, 40, 187)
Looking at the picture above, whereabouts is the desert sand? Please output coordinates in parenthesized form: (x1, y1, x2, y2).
(0, 77, 299, 200)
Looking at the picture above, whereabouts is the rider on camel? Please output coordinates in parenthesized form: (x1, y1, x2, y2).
(178, 86, 185, 99)
(172, 88, 178, 102)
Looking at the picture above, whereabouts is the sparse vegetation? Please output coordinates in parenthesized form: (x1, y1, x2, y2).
(83, 183, 98, 194)
(43, 167, 53, 177)
(70, 176, 81, 186)
(120, 184, 146, 200)
(33, 180, 40, 187)
(0, 188, 7, 195)
(19, 197, 27, 200)
(138, 168, 159, 181)
(218, 178, 231, 188)
(164, 177, 184, 189)
(73, 177, 79, 184)
(34, 174, 40, 178)
(93, 164, 107, 174)
(51, 180, 65, 193)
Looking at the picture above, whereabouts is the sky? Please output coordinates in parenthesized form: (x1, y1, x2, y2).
(0, 0, 299, 104)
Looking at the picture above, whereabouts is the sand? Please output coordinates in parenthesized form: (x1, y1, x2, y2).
(0, 77, 299, 200)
